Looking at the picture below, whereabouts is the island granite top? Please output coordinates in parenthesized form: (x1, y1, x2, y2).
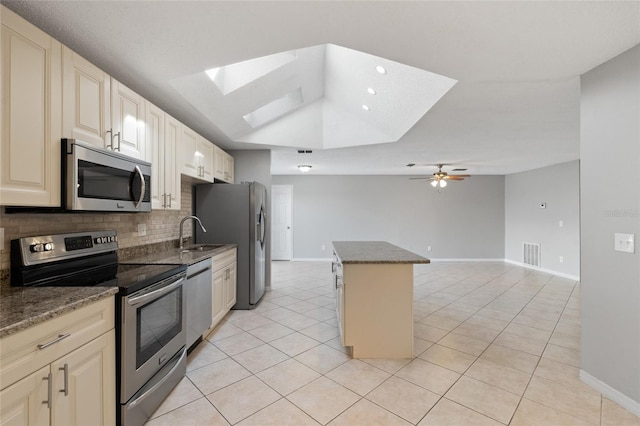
(332, 241, 430, 264)
(0, 286, 118, 338)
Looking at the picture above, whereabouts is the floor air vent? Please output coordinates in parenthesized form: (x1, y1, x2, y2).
(523, 242, 541, 267)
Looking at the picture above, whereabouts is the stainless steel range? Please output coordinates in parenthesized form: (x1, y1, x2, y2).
(11, 230, 187, 426)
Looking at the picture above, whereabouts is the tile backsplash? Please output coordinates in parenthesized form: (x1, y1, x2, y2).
(0, 176, 196, 272)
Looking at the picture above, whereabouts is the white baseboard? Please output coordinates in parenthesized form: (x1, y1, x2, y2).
(504, 259, 580, 281)
(580, 369, 640, 416)
(429, 258, 505, 262)
(291, 258, 332, 262)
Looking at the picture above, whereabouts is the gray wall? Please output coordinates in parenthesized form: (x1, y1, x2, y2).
(580, 45, 640, 406)
(271, 174, 505, 259)
(505, 160, 580, 278)
(229, 149, 272, 289)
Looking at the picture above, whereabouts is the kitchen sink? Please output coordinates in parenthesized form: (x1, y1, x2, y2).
(180, 244, 224, 253)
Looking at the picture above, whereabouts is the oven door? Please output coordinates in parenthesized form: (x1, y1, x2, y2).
(120, 272, 186, 403)
(64, 139, 151, 212)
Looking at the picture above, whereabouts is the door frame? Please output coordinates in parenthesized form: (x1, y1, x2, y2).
(271, 184, 293, 261)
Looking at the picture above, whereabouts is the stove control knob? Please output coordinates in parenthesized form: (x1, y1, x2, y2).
(30, 244, 44, 252)
(43, 243, 53, 251)
(94, 237, 101, 244)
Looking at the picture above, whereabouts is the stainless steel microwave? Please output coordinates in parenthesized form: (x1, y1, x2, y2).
(63, 139, 151, 212)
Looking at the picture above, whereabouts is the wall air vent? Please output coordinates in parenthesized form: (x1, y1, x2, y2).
(523, 242, 541, 267)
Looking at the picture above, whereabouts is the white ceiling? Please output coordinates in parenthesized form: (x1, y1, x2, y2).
(5, 1, 639, 176)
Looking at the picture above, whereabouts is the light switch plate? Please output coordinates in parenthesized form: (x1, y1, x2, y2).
(138, 224, 147, 237)
(614, 233, 635, 253)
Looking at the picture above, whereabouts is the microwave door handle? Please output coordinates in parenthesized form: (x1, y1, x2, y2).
(133, 165, 146, 209)
(127, 276, 185, 307)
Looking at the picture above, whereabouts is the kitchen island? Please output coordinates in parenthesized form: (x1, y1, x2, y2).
(332, 241, 430, 358)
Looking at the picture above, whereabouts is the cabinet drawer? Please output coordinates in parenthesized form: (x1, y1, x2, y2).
(0, 297, 114, 390)
(211, 248, 237, 272)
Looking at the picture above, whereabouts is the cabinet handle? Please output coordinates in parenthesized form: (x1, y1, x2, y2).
(114, 132, 121, 152)
(162, 193, 166, 208)
(105, 129, 112, 149)
(42, 373, 52, 408)
(59, 363, 69, 396)
(167, 193, 172, 208)
(37, 333, 70, 350)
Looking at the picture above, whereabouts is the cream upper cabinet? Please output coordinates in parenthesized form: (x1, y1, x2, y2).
(0, 297, 115, 426)
(163, 114, 182, 209)
(199, 136, 214, 182)
(62, 46, 111, 149)
(213, 145, 234, 183)
(0, 6, 62, 207)
(147, 102, 180, 210)
(111, 80, 145, 159)
(181, 128, 213, 182)
(63, 47, 146, 159)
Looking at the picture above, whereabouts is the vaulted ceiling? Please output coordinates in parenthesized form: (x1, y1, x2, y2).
(5, 1, 639, 175)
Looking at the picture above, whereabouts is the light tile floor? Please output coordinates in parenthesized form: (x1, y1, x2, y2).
(145, 261, 640, 426)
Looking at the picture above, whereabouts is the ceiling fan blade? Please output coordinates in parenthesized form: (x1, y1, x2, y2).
(409, 177, 431, 180)
(451, 174, 471, 178)
(444, 176, 466, 180)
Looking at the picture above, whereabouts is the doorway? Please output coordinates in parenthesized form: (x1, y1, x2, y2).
(271, 185, 293, 260)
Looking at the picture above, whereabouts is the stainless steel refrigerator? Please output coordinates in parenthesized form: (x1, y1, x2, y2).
(194, 181, 267, 309)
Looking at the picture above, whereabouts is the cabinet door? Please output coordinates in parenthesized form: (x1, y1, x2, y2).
(198, 138, 214, 182)
(0, 365, 50, 426)
(111, 80, 145, 159)
(0, 7, 62, 207)
(146, 101, 165, 210)
(211, 269, 225, 328)
(224, 264, 237, 311)
(223, 153, 234, 183)
(213, 146, 225, 181)
(62, 46, 111, 149)
(164, 114, 182, 210)
(51, 330, 115, 426)
(181, 126, 199, 178)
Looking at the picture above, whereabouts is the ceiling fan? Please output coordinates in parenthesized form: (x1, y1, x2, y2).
(409, 164, 471, 189)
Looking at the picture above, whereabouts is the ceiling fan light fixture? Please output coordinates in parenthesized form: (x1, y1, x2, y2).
(430, 180, 438, 187)
(298, 165, 312, 173)
(439, 180, 447, 188)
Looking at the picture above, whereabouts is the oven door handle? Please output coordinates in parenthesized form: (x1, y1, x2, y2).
(127, 275, 185, 307)
(133, 165, 146, 209)
(127, 347, 187, 410)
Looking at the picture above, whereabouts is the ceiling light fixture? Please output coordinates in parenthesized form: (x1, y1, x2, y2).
(430, 179, 447, 188)
(362, 104, 370, 111)
(367, 87, 376, 95)
(376, 65, 386, 74)
(298, 165, 312, 173)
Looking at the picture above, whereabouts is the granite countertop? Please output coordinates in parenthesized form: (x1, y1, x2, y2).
(1, 243, 236, 339)
(0, 286, 118, 339)
(333, 241, 430, 264)
(121, 244, 237, 265)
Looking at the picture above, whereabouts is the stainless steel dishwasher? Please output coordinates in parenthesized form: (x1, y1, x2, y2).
(185, 258, 213, 349)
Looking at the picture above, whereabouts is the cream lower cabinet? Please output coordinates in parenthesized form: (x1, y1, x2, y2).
(1, 6, 62, 207)
(0, 298, 116, 426)
(209, 248, 237, 330)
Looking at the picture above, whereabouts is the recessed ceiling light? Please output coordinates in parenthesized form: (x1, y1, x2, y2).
(376, 65, 386, 74)
(297, 165, 312, 173)
(367, 87, 376, 95)
(362, 104, 370, 111)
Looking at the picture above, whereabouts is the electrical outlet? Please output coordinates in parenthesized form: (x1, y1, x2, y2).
(559, 220, 564, 228)
(427, 245, 432, 251)
(614, 233, 635, 253)
(559, 256, 564, 263)
(137, 224, 147, 237)
(0, 227, 4, 249)
(321, 245, 326, 251)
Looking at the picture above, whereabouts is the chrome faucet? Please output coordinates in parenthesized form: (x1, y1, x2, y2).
(179, 215, 207, 249)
